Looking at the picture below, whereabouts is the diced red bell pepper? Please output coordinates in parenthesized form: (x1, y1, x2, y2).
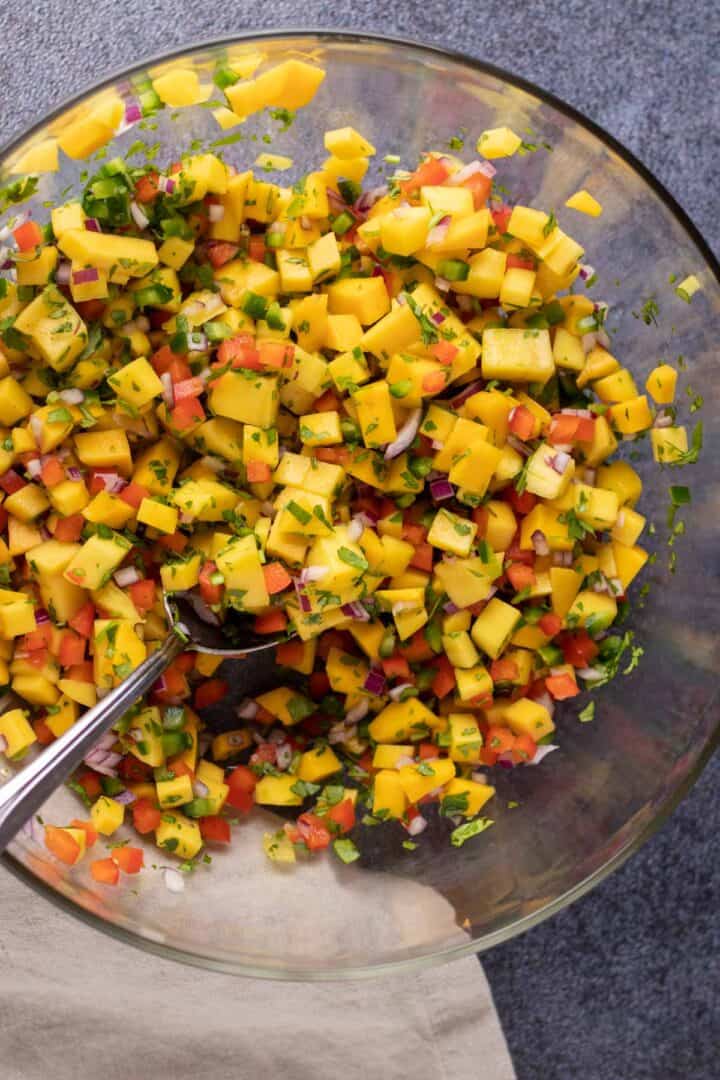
(508, 405, 537, 441)
(400, 156, 450, 195)
(44, 826, 81, 865)
(409, 542, 433, 572)
(431, 654, 456, 698)
(296, 812, 331, 851)
(199, 816, 231, 843)
(308, 671, 331, 700)
(75, 298, 107, 321)
(118, 482, 150, 509)
(206, 241, 239, 268)
(76, 769, 102, 799)
(226, 764, 257, 813)
(505, 486, 538, 515)
(545, 672, 580, 700)
(246, 460, 272, 483)
(462, 171, 493, 209)
(14, 220, 43, 252)
(198, 560, 223, 606)
(129, 579, 156, 613)
(253, 610, 288, 635)
(428, 341, 458, 366)
(111, 846, 144, 874)
(217, 334, 262, 370)
(91, 857, 120, 885)
(276, 640, 307, 668)
(326, 797, 355, 834)
(315, 447, 351, 465)
(33, 717, 54, 745)
(399, 630, 435, 664)
(134, 171, 160, 204)
(23, 623, 53, 652)
(69, 602, 95, 638)
(69, 818, 98, 848)
(262, 561, 292, 595)
(170, 397, 205, 431)
(59, 630, 86, 668)
(0, 470, 26, 495)
(381, 654, 412, 681)
(506, 253, 536, 271)
(151, 344, 188, 377)
(40, 456, 66, 488)
(549, 414, 580, 445)
(194, 678, 229, 710)
(258, 339, 294, 370)
(560, 630, 599, 668)
(490, 658, 520, 683)
(173, 376, 205, 401)
(248, 235, 266, 262)
(157, 531, 188, 554)
(506, 563, 537, 591)
(538, 613, 563, 637)
(511, 733, 538, 763)
(422, 370, 448, 394)
(67, 661, 95, 683)
(119, 755, 152, 783)
(491, 205, 513, 234)
(131, 794, 162, 833)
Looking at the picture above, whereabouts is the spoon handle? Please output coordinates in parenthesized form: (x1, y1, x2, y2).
(0, 631, 185, 854)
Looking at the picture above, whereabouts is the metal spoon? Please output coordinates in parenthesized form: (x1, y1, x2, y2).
(0, 592, 289, 853)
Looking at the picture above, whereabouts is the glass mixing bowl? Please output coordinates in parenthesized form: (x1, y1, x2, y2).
(1, 31, 718, 979)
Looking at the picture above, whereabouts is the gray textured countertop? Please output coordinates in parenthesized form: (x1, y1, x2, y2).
(3, 4, 719, 1079)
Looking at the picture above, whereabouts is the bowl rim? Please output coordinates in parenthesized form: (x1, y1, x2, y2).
(1, 27, 718, 981)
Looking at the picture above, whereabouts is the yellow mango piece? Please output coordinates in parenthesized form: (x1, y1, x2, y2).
(477, 127, 522, 158)
(482, 328, 554, 384)
(11, 138, 59, 174)
(254, 774, 303, 807)
(156, 811, 203, 859)
(297, 745, 343, 784)
(324, 126, 376, 158)
(645, 364, 677, 404)
(372, 770, 407, 819)
(0, 708, 36, 758)
(565, 190, 603, 217)
(91, 795, 125, 836)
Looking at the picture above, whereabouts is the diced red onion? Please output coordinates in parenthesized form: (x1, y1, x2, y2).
(560, 407, 593, 418)
(531, 530, 550, 556)
(578, 263, 595, 282)
(129, 201, 149, 232)
(534, 691, 555, 717)
(384, 408, 422, 460)
(430, 477, 454, 501)
(406, 813, 428, 836)
(353, 186, 388, 217)
(341, 601, 371, 621)
(29, 415, 43, 446)
(275, 743, 293, 771)
(188, 332, 208, 352)
(163, 867, 185, 894)
(135, 314, 150, 332)
(443, 600, 460, 614)
(449, 380, 484, 409)
(345, 698, 369, 725)
(198, 455, 224, 474)
(396, 292, 407, 306)
(528, 743, 559, 765)
(347, 516, 365, 543)
(430, 310, 446, 325)
(0, 734, 9, 755)
(577, 666, 605, 682)
(363, 668, 386, 696)
(392, 600, 418, 615)
(449, 160, 496, 185)
(431, 439, 445, 451)
(113, 789, 136, 805)
(207, 204, 225, 222)
(498, 752, 515, 770)
(388, 682, 413, 701)
(65, 466, 82, 482)
(236, 699, 259, 720)
(299, 215, 312, 230)
(58, 388, 84, 405)
(26, 458, 42, 479)
(506, 435, 532, 457)
(654, 412, 673, 429)
(293, 579, 311, 613)
(298, 565, 328, 586)
(84, 218, 101, 232)
(471, 771, 489, 785)
(426, 215, 451, 247)
(114, 566, 141, 588)
(326, 186, 346, 213)
(356, 509, 378, 527)
(72, 267, 99, 285)
(581, 332, 598, 353)
(160, 372, 175, 409)
(157, 176, 176, 195)
(193, 779, 210, 798)
(95, 471, 127, 494)
(596, 329, 611, 349)
(548, 451, 572, 474)
(183, 593, 221, 626)
(55, 259, 72, 285)
(435, 276, 451, 292)
(394, 755, 415, 769)
(609, 578, 624, 596)
(124, 102, 142, 125)
(34, 608, 50, 624)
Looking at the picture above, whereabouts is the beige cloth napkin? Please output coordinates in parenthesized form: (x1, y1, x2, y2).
(0, 867, 515, 1079)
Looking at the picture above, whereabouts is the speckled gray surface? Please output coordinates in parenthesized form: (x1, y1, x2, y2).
(2, 4, 719, 1078)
